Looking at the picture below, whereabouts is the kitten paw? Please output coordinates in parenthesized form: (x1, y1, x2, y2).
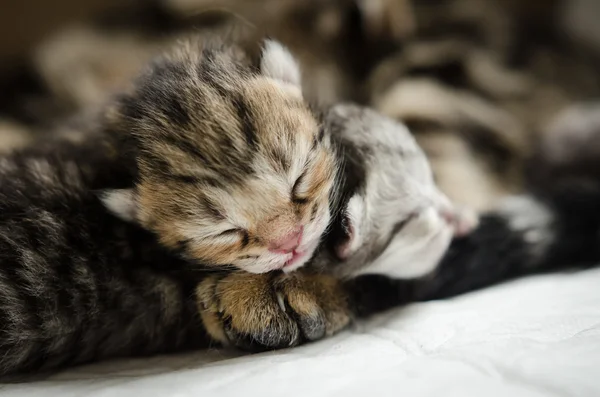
(196, 272, 350, 351)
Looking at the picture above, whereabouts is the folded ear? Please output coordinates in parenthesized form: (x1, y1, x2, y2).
(335, 194, 365, 260)
(260, 39, 302, 91)
(99, 189, 138, 222)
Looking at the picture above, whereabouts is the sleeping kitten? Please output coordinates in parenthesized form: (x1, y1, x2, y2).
(0, 35, 339, 376)
(314, 104, 477, 279)
(2, 93, 595, 375)
(4, 30, 595, 372)
(100, 36, 336, 274)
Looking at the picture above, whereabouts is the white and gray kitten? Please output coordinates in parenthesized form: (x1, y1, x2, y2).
(316, 103, 478, 279)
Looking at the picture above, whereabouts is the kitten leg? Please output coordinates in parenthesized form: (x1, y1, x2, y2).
(196, 271, 350, 351)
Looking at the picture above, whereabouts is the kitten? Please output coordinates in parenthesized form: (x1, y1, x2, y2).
(101, 63, 474, 347)
(0, 35, 338, 376)
(315, 104, 477, 279)
(100, 36, 336, 274)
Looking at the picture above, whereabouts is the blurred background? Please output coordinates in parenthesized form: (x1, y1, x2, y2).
(1, 0, 600, 211)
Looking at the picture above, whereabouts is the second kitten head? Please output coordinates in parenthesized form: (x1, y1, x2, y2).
(103, 38, 336, 273)
(323, 104, 476, 279)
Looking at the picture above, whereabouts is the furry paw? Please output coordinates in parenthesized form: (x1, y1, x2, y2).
(196, 272, 351, 351)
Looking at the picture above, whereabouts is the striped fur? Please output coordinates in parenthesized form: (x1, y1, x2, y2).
(102, 36, 337, 274)
(0, 100, 456, 371)
(0, 136, 207, 377)
(197, 104, 480, 351)
(345, 102, 600, 316)
(0, 97, 597, 374)
(314, 104, 475, 279)
(0, 37, 342, 375)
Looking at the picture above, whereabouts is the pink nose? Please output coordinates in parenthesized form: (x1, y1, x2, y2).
(269, 226, 303, 253)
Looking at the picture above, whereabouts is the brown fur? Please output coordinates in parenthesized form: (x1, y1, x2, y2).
(102, 36, 336, 274)
(197, 270, 350, 349)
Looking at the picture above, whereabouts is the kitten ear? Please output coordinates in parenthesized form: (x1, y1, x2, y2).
(260, 39, 302, 90)
(100, 189, 138, 222)
(335, 194, 365, 260)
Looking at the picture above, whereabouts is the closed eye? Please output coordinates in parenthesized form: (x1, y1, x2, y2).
(393, 211, 418, 234)
(218, 228, 242, 237)
(374, 211, 419, 259)
(293, 196, 309, 205)
(292, 171, 309, 204)
(218, 228, 249, 244)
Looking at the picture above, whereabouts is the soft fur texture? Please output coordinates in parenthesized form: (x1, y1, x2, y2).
(348, 185, 600, 317)
(1, 92, 599, 375)
(316, 104, 473, 279)
(0, 131, 207, 377)
(0, 90, 474, 373)
(101, 37, 336, 274)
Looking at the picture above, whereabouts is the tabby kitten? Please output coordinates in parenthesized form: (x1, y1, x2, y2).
(100, 37, 336, 274)
(0, 35, 338, 376)
(1, 95, 595, 375)
(0, 95, 468, 374)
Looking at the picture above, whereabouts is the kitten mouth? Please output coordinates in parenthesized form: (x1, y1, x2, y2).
(280, 240, 319, 271)
(284, 250, 307, 268)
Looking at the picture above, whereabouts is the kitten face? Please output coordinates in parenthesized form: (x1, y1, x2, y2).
(325, 104, 473, 279)
(103, 39, 336, 273)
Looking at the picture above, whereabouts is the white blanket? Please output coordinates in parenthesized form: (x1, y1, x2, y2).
(3, 268, 600, 397)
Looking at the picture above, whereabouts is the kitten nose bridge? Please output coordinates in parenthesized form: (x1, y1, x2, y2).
(268, 226, 303, 253)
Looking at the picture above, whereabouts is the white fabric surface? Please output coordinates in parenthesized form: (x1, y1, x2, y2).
(3, 268, 600, 397)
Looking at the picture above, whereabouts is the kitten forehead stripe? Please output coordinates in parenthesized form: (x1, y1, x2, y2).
(231, 94, 257, 149)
